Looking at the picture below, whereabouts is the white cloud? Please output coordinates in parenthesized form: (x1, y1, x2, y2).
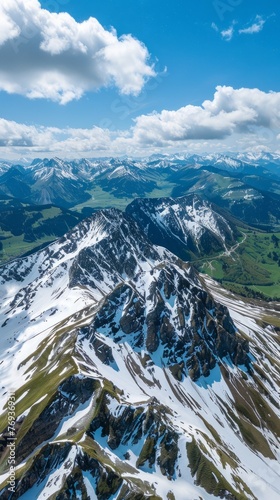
(213, 15, 270, 41)
(211, 22, 219, 33)
(0, 0, 155, 104)
(0, 118, 111, 151)
(0, 118, 55, 147)
(239, 15, 266, 35)
(0, 87, 280, 157)
(0, 10, 20, 45)
(129, 86, 280, 146)
(221, 25, 234, 41)
(211, 20, 236, 41)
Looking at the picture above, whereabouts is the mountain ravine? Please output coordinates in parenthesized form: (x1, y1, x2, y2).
(0, 208, 279, 500)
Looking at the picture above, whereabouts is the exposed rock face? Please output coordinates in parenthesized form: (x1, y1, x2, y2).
(0, 443, 72, 500)
(89, 393, 179, 480)
(126, 194, 237, 261)
(1, 442, 123, 500)
(85, 258, 250, 381)
(68, 210, 160, 290)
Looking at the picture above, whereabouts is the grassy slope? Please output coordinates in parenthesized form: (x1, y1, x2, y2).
(197, 228, 280, 299)
(0, 205, 84, 264)
(0, 234, 54, 262)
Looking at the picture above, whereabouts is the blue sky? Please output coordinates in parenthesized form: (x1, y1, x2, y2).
(0, 0, 279, 158)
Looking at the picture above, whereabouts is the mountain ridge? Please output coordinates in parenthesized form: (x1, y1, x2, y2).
(0, 208, 279, 499)
(126, 194, 238, 261)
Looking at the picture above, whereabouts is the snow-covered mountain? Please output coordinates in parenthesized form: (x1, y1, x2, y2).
(199, 154, 251, 173)
(0, 157, 159, 208)
(1, 151, 280, 211)
(96, 159, 157, 198)
(29, 157, 80, 182)
(126, 194, 237, 260)
(24, 157, 92, 207)
(0, 209, 279, 499)
(148, 151, 280, 170)
(1, 152, 280, 269)
(0, 160, 12, 176)
(234, 151, 280, 166)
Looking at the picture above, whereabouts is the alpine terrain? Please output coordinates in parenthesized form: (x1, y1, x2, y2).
(126, 194, 238, 261)
(0, 208, 279, 499)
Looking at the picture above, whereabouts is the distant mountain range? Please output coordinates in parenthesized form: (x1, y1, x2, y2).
(1, 152, 280, 230)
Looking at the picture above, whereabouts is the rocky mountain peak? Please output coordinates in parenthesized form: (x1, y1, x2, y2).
(126, 193, 236, 261)
(0, 206, 279, 500)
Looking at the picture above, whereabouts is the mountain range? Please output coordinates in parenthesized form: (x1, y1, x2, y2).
(0, 206, 279, 499)
(1, 153, 280, 229)
(1, 152, 280, 300)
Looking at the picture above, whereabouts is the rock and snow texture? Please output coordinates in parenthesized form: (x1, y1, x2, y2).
(126, 194, 235, 260)
(0, 208, 279, 499)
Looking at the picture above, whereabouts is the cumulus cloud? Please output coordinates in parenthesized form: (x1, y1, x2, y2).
(0, 87, 280, 157)
(129, 86, 280, 147)
(0, 118, 111, 152)
(0, 0, 155, 103)
(239, 15, 266, 35)
(0, 118, 55, 147)
(0, 9, 20, 45)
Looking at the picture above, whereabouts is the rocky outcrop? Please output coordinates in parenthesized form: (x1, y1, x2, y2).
(88, 391, 180, 480)
(0, 442, 124, 500)
(0, 443, 72, 500)
(84, 261, 250, 381)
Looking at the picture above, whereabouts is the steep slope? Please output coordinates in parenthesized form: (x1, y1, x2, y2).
(126, 194, 237, 260)
(0, 166, 31, 200)
(0, 211, 279, 499)
(27, 158, 92, 207)
(126, 196, 280, 300)
(96, 159, 157, 198)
